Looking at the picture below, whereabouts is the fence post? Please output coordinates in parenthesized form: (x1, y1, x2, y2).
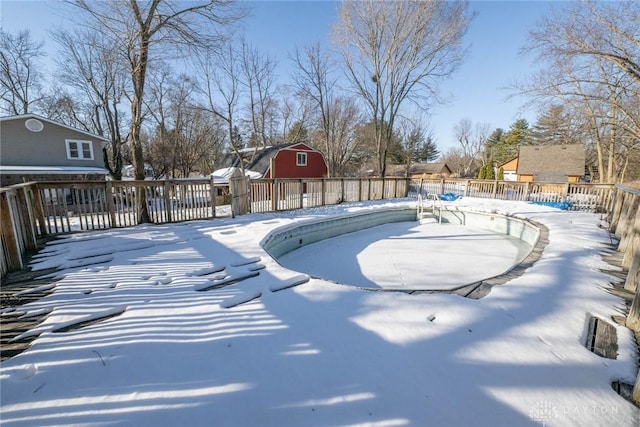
(209, 175, 217, 218)
(17, 186, 37, 250)
(299, 179, 304, 208)
(619, 197, 640, 261)
(105, 180, 116, 227)
(273, 179, 279, 211)
(625, 233, 640, 293)
(627, 281, 640, 331)
(341, 178, 346, 202)
(610, 188, 626, 233)
(31, 184, 47, 236)
(492, 180, 498, 199)
(624, 197, 640, 329)
(615, 191, 634, 238)
(464, 180, 470, 197)
(633, 370, 640, 404)
(0, 192, 23, 272)
(613, 191, 633, 237)
(164, 180, 172, 223)
(622, 202, 640, 272)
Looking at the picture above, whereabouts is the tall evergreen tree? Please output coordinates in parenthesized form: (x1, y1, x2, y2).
(530, 105, 580, 146)
(483, 128, 507, 164)
(499, 119, 531, 161)
(416, 136, 440, 163)
(503, 119, 531, 146)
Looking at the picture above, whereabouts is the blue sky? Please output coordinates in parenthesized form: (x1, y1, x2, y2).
(1, 0, 557, 151)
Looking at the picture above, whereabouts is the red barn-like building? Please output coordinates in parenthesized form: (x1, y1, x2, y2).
(219, 143, 328, 179)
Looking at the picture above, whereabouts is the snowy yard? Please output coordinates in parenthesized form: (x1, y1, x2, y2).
(1, 198, 638, 426)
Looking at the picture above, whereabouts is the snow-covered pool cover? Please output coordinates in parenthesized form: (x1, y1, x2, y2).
(1, 198, 638, 426)
(278, 221, 532, 290)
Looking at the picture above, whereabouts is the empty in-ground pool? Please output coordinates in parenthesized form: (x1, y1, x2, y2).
(277, 220, 533, 291)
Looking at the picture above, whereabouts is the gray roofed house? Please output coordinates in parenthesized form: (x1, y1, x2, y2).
(386, 162, 452, 178)
(217, 145, 286, 176)
(516, 144, 585, 182)
(409, 163, 451, 177)
(0, 113, 109, 187)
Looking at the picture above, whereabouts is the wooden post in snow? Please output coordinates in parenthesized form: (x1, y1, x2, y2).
(209, 175, 217, 218)
(0, 191, 23, 272)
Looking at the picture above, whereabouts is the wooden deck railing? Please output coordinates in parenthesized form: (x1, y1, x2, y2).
(606, 184, 640, 402)
(0, 177, 625, 279)
(411, 179, 614, 212)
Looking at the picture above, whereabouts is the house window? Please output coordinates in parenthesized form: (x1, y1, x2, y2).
(296, 152, 307, 166)
(66, 139, 94, 160)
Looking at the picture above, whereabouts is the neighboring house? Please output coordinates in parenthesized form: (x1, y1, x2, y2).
(386, 163, 452, 179)
(0, 114, 109, 187)
(211, 167, 263, 183)
(497, 144, 586, 183)
(122, 164, 155, 180)
(496, 157, 518, 181)
(218, 143, 328, 179)
(408, 162, 451, 179)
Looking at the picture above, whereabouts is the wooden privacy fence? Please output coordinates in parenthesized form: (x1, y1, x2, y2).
(0, 177, 622, 278)
(609, 185, 640, 330)
(607, 184, 640, 402)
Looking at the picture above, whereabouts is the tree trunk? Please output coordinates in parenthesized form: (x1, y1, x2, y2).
(131, 36, 151, 224)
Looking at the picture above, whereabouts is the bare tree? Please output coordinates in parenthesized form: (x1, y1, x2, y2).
(240, 38, 278, 148)
(144, 66, 178, 178)
(440, 146, 467, 178)
(69, 0, 243, 222)
(317, 96, 362, 176)
(145, 70, 223, 178)
(520, 1, 640, 183)
(395, 116, 438, 175)
(0, 29, 45, 115)
(279, 87, 311, 144)
(530, 1, 640, 86)
(196, 40, 249, 172)
(52, 29, 129, 179)
(292, 43, 362, 177)
(333, 0, 471, 176)
(37, 88, 90, 130)
(453, 118, 490, 178)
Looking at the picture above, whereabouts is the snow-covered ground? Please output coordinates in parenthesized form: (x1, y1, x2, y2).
(1, 198, 638, 426)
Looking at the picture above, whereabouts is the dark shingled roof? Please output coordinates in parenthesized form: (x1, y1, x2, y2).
(517, 144, 585, 176)
(409, 163, 451, 175)
(217, 144, 297, 176)
(386, 163, 451, 177)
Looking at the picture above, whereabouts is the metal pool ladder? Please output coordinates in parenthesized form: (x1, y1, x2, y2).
(417, 193, 442, 224)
